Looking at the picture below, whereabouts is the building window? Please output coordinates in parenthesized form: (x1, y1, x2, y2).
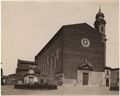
(46, 60, 47, 75)
(46, 58, 49, 75)
(41, 62, 43, 75)
(51, 53, 54, 69)
(54, 53, 57, 68)
(45, 60, 47, 75)
(99, 25, 105, 33)
(106, 70, 109, 75)
(43, 60, 45, 75)
(48, 58, 51, 71)
(50, 57, 52, 70)
(44, 61, 46, 75)
(56, 49, 59, 59)
(42, 61, 44, 75)
(106, 78, 109, 87)
(44, 60, 46, 75)
(101, 25, 104, 32)
(52, 56, 55, 69)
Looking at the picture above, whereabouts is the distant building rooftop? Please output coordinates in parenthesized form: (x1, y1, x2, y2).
(104, 66, 112, 70)
(111, 68, 119, 71)
(104, 66, 119, 71)
(18, 59, 37, 65)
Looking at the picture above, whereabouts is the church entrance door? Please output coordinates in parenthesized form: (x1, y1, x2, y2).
(106, 78, 109, 87)
(83, 73, 89, 85)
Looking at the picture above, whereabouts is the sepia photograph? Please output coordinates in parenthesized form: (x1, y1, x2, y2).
(1, 0, 119, 95)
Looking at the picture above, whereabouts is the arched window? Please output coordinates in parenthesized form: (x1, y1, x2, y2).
(50, 57, 53, 70)
(43, 60, 45, 75)
(44, 61, 46, 75)
(48, 58, 51, 70)
(56, 49, 59, 59)
(99, 25, 105, 33)
(42, 61, 44, 75)
(101, 25, 104, 32)
(41, 62, 43, 75)
(54, 53, 57, 68)
(106, 70, 109, 75)
(46, 58, 49, 75)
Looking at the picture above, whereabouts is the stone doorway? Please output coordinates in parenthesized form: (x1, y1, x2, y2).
(83, 73, 89, 85)
(106, 78, 109, 87)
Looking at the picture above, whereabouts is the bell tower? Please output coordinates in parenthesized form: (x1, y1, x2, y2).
(94, 7, 106, 33)
(94, 7, 106, 42)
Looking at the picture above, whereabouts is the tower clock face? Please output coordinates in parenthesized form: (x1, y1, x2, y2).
(81, 38, 90, 47)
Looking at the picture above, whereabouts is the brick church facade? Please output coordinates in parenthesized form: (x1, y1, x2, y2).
(35, 8, 109, 86)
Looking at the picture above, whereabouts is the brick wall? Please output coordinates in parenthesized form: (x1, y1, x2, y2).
(35, 24, 106, 81)
(62, 25, 105, 79)
(35, 31, 63, 76)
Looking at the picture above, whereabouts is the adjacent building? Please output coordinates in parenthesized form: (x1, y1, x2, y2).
(104, 66, 112, 87)
(111, 68, 119, 87)
(16, 59, 39, 81)
(5, 74, 18, 85)
(23, 69, 39, 85)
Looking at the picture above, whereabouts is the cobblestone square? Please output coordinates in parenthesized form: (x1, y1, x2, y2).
(1, 85, 119, 95)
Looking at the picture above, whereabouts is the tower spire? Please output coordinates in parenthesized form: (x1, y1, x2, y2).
(94, 6, 106, 42)
(99, 5, 101, 12)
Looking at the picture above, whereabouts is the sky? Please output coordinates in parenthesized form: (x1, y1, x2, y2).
(1, 0, 119, 75)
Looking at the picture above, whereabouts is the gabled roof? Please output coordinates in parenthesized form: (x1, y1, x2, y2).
(35, 26, 63, 59)
(78, 59, 93, 70)
(62, 23, 100, 34)
(35, 23, 100, 58)
(63, 23, 94, 30)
